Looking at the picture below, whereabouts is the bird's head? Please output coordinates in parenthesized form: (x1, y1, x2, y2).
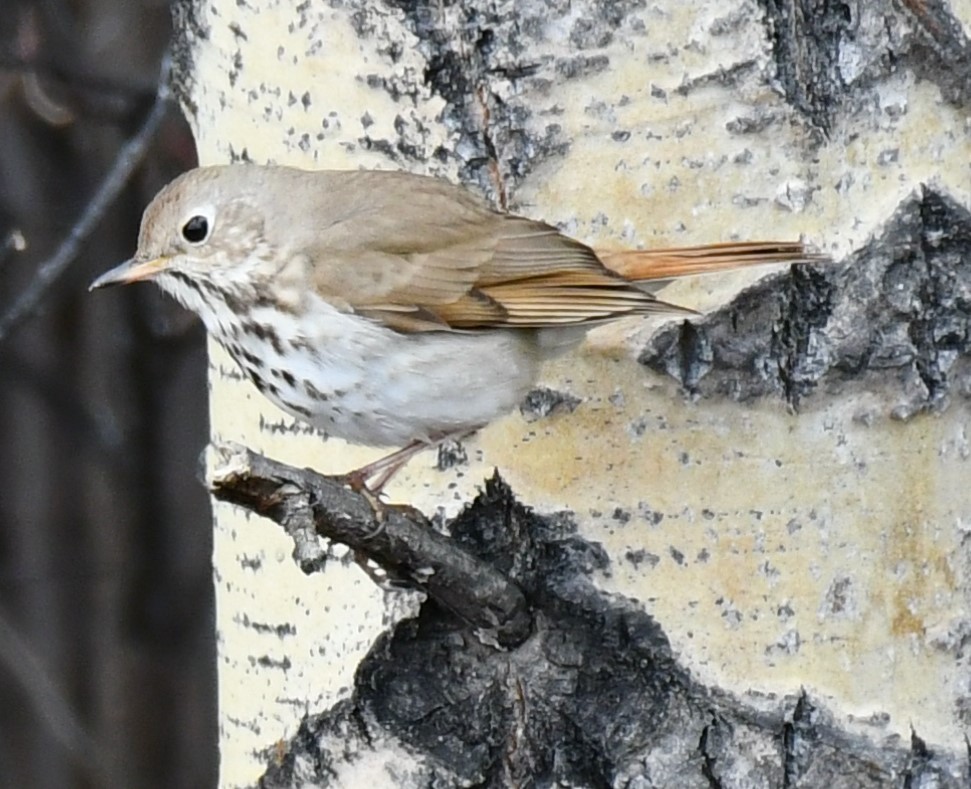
(90, 166, 274, 302)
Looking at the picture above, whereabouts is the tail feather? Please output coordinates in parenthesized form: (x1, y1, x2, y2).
(597, 241, 825, 282)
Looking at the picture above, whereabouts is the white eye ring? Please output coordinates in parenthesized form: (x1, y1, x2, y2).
(180, 205, 215, 245)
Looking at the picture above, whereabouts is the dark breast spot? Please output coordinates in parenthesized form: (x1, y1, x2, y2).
(280, 400, 312, 418)
(302, 380, 328, 401)
(246, 321, 267, 340)
(289, 337, 314, 354)
(271, 368, 296, 386)
(253, 292, 297, 315)
(222, 290, 250, 317)
(168, 270, 212, 307)
(243, 321, 284, 355)
(222, 344, 245, 368)
(241, 349, 263, 368)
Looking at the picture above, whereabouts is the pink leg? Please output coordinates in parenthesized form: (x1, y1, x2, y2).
(342, 433, 468, 495)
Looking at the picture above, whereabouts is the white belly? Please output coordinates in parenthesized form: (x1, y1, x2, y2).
(212, 297, 542, 446)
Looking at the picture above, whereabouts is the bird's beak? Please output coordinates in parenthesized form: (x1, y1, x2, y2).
(89, 257, 168, 290)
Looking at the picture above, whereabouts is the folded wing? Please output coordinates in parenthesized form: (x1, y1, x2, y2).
(304, 170, 816, 332)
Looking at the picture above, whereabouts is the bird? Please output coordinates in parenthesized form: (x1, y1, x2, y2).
(91, 164, 819, 491)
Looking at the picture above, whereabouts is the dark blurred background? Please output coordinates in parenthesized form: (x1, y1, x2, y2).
(0, 2, 214, 787)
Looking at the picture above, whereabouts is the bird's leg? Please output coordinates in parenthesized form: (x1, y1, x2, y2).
(367, 453, 417, 494)
(339, 439, 430, 495)
(340, 432, 469, 496)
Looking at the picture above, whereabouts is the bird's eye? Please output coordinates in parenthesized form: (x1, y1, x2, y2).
(181, 215, 210, 244)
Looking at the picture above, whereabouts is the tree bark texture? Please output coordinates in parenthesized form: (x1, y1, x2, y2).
(209, 444, 968, 787)
(170, 0, 971, 785)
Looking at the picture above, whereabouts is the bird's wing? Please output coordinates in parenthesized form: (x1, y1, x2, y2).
(306, 171, 688, 332)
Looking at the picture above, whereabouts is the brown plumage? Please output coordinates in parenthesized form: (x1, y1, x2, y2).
(286, 169, 814, 331)
(91, 164, 823, 490)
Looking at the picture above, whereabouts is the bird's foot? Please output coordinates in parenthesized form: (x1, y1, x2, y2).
(337, 439, 433, 497)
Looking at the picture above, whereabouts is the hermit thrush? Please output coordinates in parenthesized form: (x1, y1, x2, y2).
(91, 165, 818, 489)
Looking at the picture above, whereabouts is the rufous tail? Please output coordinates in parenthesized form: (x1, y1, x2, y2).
(597, 241, 824, 282)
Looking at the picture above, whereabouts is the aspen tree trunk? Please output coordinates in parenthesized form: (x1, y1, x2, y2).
(170, 0, 971, 785)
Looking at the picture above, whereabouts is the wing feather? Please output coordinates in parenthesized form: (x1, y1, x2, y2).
(290, 169, 812, 332)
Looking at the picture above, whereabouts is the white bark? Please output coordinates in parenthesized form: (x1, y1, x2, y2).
(171, 0, 971, 785)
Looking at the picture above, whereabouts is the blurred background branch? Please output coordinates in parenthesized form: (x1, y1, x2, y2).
(0, 2, 212, 787)
(0, 55, 172, 343)
(0, 607, 125, 787)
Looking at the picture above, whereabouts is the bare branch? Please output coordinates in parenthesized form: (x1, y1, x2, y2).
(207, 442, 533, 648)
(0, 55, 173, 344)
